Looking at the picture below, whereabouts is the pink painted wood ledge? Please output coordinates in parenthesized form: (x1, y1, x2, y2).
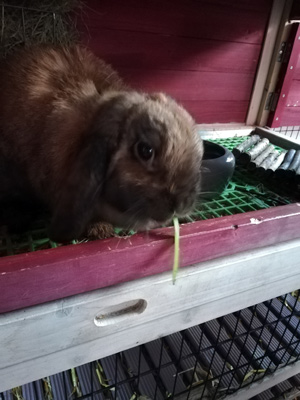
(1, 203, 300, 314)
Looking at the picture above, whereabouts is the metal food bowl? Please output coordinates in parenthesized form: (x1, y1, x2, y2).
(199, 140, 235, 200)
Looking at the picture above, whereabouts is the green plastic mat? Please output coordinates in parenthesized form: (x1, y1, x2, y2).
(0, 137, 294, 257)
(187, 137, 291, 222)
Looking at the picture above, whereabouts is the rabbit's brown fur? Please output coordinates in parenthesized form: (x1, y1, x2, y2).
(0, 45, 203, 241)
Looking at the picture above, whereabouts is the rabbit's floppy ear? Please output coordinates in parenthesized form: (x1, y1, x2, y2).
(49, 133, 111, 242)
(48, 94, 132, 242)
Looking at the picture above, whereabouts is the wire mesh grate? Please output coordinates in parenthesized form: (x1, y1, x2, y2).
(273, 126, 300, 142)
(0, 137, 295, 258)
(2, 291, 300, 399)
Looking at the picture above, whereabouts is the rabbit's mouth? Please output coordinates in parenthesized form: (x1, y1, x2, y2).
(139, 219, 166, 231)
(95, 200, 172, 232)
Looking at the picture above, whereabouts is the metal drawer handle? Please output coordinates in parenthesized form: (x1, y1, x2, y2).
(94, 299, 147, 326)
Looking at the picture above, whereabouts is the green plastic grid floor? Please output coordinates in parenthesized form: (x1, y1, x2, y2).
(0, 137, 294, 257)
(188, 137, 290, 222)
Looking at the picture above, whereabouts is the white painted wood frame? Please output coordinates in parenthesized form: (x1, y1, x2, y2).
(1, 237, 300, 392)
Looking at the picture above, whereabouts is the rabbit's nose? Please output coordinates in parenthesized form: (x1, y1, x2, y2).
(171, 193, 196, 217)
(169, 194, 183, 215)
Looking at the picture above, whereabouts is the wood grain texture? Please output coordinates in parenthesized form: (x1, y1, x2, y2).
(79, 0, 272, 44)
(118, 70, 253, 121)
(184, 101, 249, 123)
(76, 0, 273, 123)
(119, 70, 254, 100)
(84, 28, 262, 74)
(1, 203, 300, 314)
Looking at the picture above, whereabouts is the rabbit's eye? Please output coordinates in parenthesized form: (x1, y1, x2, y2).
(135, 141, 154, 162)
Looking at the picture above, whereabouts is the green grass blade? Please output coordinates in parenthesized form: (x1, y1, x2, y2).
(172, 217, 180, 284)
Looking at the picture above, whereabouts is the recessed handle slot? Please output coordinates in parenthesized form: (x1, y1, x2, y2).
(94, 299, 147, 327)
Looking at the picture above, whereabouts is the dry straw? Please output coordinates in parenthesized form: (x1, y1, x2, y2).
(0, 0, 80, 58)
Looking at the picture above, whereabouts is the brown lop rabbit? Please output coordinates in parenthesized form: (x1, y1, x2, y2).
(0, 45, 203, 242)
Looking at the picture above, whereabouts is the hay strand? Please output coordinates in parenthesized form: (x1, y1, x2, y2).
(0, 1, 80, 58)
(172, 216, 180, 284)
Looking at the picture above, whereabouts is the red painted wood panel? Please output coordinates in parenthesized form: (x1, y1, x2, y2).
(80, 0, 271, 45)
(1, 203, 300, 314)
(271, 26, 300, 128)
(84, 28, 261, 74)
(279, 45, 300, 123)
(180, 101, 249, 123)
(292, 53, 300, 81)
(119, 70, 253, 101)
(277, 107, 300, 127)
(77, 0, 272, 123)
(285, 79, 300, 107)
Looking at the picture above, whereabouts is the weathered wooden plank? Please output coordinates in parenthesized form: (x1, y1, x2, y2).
(284, 79, 300, 106)
(185, 100, 249, 124)
(1, 238, 300, 392)
(79, 0, 272, 45)
(117, 69, 253, 122)
(1, 203, 300, 314)
(119, 70, 253, 101)
(84, 28, 261, 74)
(77, 0, 272, 124)
(271, 26, 300, 127)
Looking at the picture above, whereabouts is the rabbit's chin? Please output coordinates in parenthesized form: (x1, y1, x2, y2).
(95, 201, 169, 232)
